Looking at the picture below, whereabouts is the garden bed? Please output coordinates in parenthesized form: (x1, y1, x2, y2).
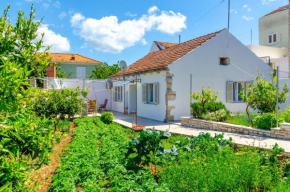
(181, 117, 290, 140)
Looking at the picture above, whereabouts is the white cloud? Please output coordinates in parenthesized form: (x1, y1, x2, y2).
(70, 7, 186, 53)
(262, 0, 276, 5)
(243, 4, 248, 8)
(37, 25, 70, 52)
(247, 8, 252, 12)
(53, 1, 61, 8)
(126, 12, 137, 17)
(148, 6, 159, 14)
(42, 3, 49, 9)
(58, 12, 67, 19)
(230, 9, 238, 14)
(242, 16, 254, 21)
(71, 13, 85, 27)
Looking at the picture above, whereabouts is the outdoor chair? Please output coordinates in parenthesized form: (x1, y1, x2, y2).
(98, 99, 108, 113)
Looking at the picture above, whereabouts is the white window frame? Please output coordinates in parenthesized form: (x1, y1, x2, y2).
(268, 33, 278, 45)
(142, 83, 159, 105)
(232, 82, 245, 102)
(114, 86, 122, 102)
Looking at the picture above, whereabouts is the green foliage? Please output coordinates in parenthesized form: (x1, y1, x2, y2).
(226, 111, 258, 127)
(240, 72, 289, 127)
(56, 63, 66, 78)
(253, 113, 283, 129)
(0, 5, 50, 78)
(281, 106, 290, 123)
(202, 109, 230, 122)
(204, 101, 226, 112)
(49, 117, 168, 191)
(190, 102, 203, 118)
(191, 86, 218, 108)
(89, 62, 121, 79)
(100, 112, 114, 124)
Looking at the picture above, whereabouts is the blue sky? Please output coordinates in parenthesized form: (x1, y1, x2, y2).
(1, 0, 288, 65)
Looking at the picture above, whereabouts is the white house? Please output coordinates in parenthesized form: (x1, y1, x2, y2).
(109, 29, 273, 122)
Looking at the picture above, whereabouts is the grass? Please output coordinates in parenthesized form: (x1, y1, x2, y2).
(226, 111, 258, 127)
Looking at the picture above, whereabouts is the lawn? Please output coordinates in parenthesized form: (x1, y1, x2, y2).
(49, 117, 290, 191)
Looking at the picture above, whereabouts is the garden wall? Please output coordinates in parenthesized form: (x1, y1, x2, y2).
(181, 117, 290, 140)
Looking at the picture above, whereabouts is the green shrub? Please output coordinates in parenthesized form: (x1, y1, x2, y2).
(204, 101, 226, 113)
(253, 113, 282, 129)
(100, 112, 114, 124)
(190, 102, 203, 118)
(282, 106, 290, 123)
(226, 111, 258, 127)
(202, 109, 230, 122)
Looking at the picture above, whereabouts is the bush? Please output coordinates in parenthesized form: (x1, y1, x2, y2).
(253, 113, 283, 129)
(191, 102, 203, 118)
(100, 112, 114, 124)
(202, 109, 230, 122)
(204, 101, 226, 113)
(282, 106, 290, 123)
(226, 111, 258, 127)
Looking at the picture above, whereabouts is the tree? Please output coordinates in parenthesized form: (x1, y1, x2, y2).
(191, 86, 219, 108)
(239, 72, 289, 127)
(0, 5, 50, 78)
(89, 62, 121, 79)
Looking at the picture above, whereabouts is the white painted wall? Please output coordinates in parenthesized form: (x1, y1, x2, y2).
(259, 10, 288, 48)
(169, 30, 273, 120)
(149, 42, 165, 53)
(272, 57, 289, 78)
(48, 78, 111, 110)
(247, 45, 288, 58)
(112, 81, 125, 113)
(280, 78, 290, 108)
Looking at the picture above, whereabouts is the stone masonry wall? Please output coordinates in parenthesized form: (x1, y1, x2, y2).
(181, 117, 290, 140)
(165, 71, 176, 121)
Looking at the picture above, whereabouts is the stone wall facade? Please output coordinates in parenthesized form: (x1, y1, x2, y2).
(181, 117, 290, 140)
(165, 71, 176, 122)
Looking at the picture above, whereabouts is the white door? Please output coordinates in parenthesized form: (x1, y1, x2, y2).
(76, 67, 86, 79)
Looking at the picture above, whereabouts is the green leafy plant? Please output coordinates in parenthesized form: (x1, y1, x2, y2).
(253, 113, 283, 129)
(240, 72, 289, 127)
(191, 86, 219, 109)
(100, 112, 114, 124)
(202, 109, 229, 122)
(89, 62, 121, 79)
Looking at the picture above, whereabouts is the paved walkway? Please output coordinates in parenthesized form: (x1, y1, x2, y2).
(111, 112, 290, 152)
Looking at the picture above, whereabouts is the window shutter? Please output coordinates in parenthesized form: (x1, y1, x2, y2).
(142, 84, 147, 103)
(154, 83, 159, 105)
(226, 82, 233, 103)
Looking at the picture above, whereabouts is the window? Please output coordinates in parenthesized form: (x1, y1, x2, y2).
(268, 33, 277, 44)
(220, 57, 230, 65)
(142, 83, 159, 105)
(226, 82, 251, 103)
(114, 86, 122, 102)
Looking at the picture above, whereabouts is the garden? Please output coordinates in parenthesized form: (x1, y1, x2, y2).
(190, 72, 290, 130)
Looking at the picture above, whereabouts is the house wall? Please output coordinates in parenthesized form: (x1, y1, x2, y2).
(48, 78, 111, 110)
(111, 72, 167, 122)
(169, 30, 273, 120)
(259, 10, 289, 48)
(247, 45, 288, 58)
(272, 57, 289, 78)
(59, 63, 97, 79)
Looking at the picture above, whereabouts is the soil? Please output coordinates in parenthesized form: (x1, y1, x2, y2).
(29, 123, 75, 192)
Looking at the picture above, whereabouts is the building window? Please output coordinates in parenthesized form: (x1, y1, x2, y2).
(220, 57, 230, 65)
(142, 83, 159, 105)
(268, 33, 277, 44)
(114, 86, 122, 102)
(226, 82, 251, 103)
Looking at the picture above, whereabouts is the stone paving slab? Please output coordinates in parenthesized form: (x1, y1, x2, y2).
(110, 112, 290, 152)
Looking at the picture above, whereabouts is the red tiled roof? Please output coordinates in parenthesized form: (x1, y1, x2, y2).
(49, 53, 101, 64)
(263, 5, 289, 17)
(154, 41, 178, 49)
(111, 29, 223, 77)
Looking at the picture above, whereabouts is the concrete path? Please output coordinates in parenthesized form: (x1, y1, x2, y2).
(111, 112, 290, 152)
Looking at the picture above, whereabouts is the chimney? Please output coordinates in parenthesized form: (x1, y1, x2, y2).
(47, 63, 56, 78)
(179, 35, 181, 44)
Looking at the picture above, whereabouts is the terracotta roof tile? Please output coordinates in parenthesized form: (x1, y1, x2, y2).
(263, 5, 289, 17)
(49, 53, 101, 64)
(154, 41, 178, 49)
(111, 29, 223, 77)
